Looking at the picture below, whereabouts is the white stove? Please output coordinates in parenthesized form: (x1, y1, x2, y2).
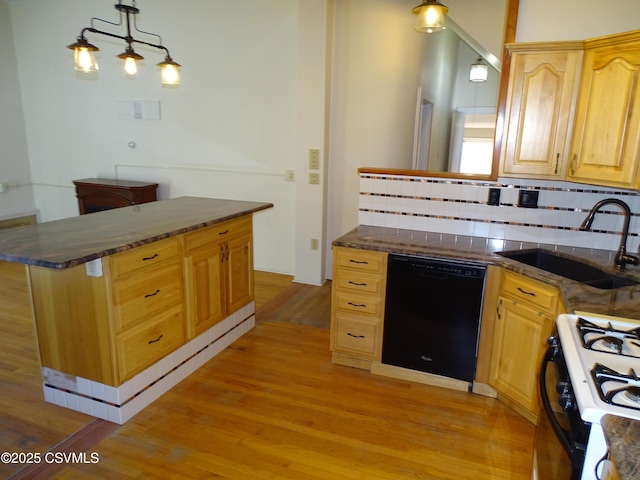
(556, 312, 640, 479)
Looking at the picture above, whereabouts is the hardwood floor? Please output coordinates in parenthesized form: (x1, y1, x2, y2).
(1, 264, 535, 479)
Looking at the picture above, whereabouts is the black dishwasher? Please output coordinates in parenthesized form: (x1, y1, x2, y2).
(382, 254, 486, 384)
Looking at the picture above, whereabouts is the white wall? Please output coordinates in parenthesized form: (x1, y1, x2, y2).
(0, 0, 35, 220)
(5, 0, 331, 283)
(517, 0, 640, 42)
(4, 0, 640, 284)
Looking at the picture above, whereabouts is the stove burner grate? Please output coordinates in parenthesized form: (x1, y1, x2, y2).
(577, 317, 640, 358)
(591, 363, 640, 411)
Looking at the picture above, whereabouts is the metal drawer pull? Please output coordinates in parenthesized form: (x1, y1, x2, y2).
(218, 230, 229, 235)
(349, 259, 369, 264)
(347, 332, 365, 338)
(144, 289, 160, 298)
(142, 253, 159, 261)
(517, 287, 536, 297)
(347, 302, 367, 307)
(148, 334, 163, 344)
(348, 281, 368, 286)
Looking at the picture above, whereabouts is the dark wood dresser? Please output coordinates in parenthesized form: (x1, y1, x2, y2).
(73, 178, 158, 215)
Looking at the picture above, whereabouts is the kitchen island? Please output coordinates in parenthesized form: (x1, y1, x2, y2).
(0, 197, 272, 424)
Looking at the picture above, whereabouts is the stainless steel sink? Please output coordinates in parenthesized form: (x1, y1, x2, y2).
(496, 248, 639, 290)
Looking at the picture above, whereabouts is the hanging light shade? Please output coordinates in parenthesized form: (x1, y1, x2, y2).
(66, 1, 181, 85)
(470, 57, 488, 82)
(117, 47, 144, 76)
(157, 56, 181, 86)
(67, 37, 99, 73)
(412, 0, 449, 33)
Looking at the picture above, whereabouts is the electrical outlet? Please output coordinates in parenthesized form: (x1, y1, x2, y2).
(517, 189, 539, 208)
(285, 170, 295, 182)
(310, 238, 319, 250)
(309, 149, 320, 170)
(308, 173, 320, 185)
(488, 188, 501, 206)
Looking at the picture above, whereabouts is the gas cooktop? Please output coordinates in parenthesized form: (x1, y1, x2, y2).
(557, 313, 640, 424)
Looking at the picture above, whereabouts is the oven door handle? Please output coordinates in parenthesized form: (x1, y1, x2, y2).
(539, 344, 573, 456)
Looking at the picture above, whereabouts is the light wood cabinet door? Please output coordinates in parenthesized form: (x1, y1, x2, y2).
(490, 270, 562, 423)
(567, 32, 640, 188)
(500, 45, 581, 179)
(183, 217, 254, 339)
(184, 244, 225, 338)
(490, 296, 553, 417)
(225, 233, 254, 315)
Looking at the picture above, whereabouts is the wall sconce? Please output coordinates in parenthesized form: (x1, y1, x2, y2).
(412, 0, 449, 33)
(66, 0, 181, 86)
(469, 58, 488, 82)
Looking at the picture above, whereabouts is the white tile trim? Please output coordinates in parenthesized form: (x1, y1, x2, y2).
(41, 303, 255, 424)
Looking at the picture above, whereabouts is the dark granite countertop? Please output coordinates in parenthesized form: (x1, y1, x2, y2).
(333, 225, 640, 320)
(0, 197, 273, 269)
(602, 415, 640, 480)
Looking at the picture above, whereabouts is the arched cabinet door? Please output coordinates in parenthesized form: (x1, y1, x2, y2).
(499, 43, 582, 180)
(567, 31, 640, 189)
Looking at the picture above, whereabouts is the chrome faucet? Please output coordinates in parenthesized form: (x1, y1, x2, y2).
(579, 198, 639, 270)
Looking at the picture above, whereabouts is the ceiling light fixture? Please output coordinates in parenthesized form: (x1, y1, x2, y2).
(412, 0, 449, 33)
(469, 57, 488, 82)
(66, 0, 181, 85)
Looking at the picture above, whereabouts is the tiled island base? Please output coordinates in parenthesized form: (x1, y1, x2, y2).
(42, 303, 255, 424)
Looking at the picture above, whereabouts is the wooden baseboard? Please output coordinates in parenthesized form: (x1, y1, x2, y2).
(370, 362, 471, 392)
(331, 351, 372, 370)
(472, 382, 498, 398)
(496, 392, 539, 425)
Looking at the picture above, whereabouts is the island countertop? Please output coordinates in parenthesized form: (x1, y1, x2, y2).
(0, 197, 273, 269)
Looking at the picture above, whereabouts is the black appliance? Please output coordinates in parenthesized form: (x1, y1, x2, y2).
(538, 337, 591, 480)
(382, 254, 486, 384)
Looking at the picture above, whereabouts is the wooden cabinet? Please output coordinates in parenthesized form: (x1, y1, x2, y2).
(73, 178, 158, 215)
(489, 270, 563, 424)
(30, 216, 255, 387)
(183, 216, 253, 339)
(330, 247, 387, 369)
(567, 31, 640, 188)
(499, 43, 582, 179)
(601, 460, 621, 480)
(108, 238, 185, 381)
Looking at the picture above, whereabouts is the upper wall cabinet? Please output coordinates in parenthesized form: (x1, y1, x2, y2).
(567, 31, 640, 188)
(500, 43, 582, 179)
(500, 30, 640, 189)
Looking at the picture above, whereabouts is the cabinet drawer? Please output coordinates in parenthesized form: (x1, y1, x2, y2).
(501, 270, 559, 313)
(334, 269, 384, 296)
(183, 216, 251, 255)
(333, 311, 380, 357)
(334, 291, 383, 317)
(109, 237, 179, 280)
(111, 263, 184, 331)
(334, 247, 387, 274)
(116, 307, 185, 381)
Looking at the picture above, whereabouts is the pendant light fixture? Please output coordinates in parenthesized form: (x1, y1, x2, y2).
(469, 57, 488, 83)
(66, 0, 181, 85)
(412, 0, 449, 33)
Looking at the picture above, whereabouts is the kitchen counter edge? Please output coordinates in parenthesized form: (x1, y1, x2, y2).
(332, 225, 640, 320)
(0, 197, 273, 269)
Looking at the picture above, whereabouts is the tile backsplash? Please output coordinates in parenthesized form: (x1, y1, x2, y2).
(358, 174, 640, 255)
